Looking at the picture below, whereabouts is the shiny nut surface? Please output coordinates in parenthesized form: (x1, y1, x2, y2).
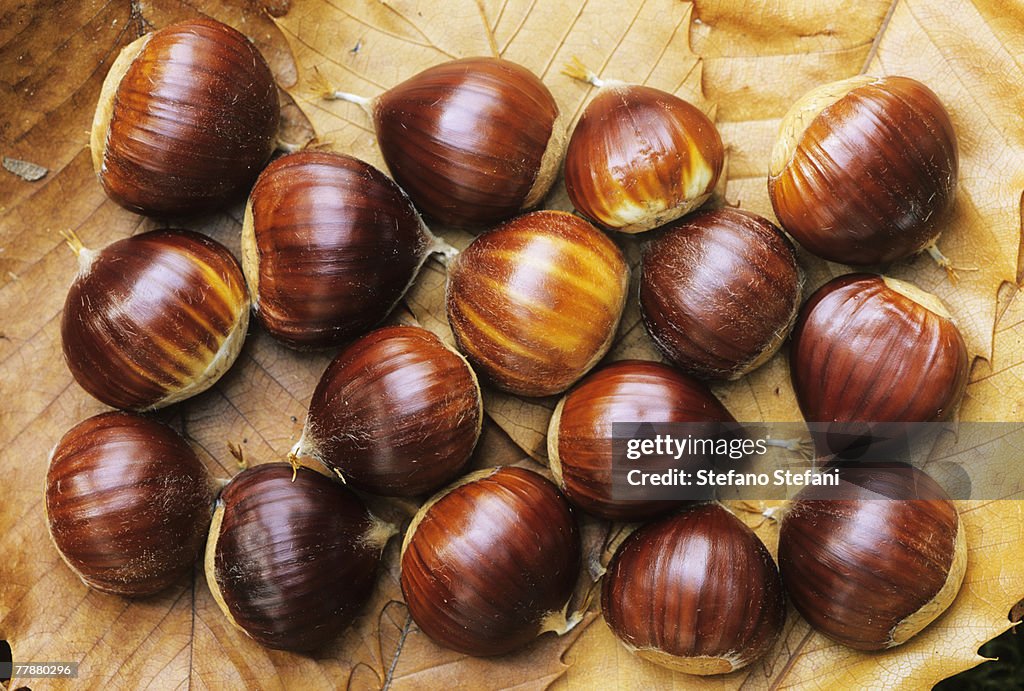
(45, 412, 215, 597)
(446, 210, 629, 397)
(564, 85, 723, 233)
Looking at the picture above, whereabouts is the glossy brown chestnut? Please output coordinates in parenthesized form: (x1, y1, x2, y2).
(400, 466, 581, 656)
(242, 151, 444, 348)
(292, 325, 482, 496)
(205, 464, 393, 651)
(446, 210, 629, 397)
(91, 18, 279, 215)
(45, 412, 215, 596)
(778, 464, 967, 649)
(768, 76, 957, 264)
(61, 229, 249, 410)
(790, 274, 968, 453)
(564, 84, 723, 233)
(343, 57, 564, 227)
(640, 208, 802, 380)
(602, 503, 785, 674)
(547, 360, 736, 520)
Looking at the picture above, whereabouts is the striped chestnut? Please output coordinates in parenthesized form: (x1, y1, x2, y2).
(327, 57, 566, 228)
(602, 503, 785, 674)
(446, 210, 629, 397)
(291, 325, 482, 497)
(640, 208, 802, 380)
(790, 274, 968, 454)
(563, 66, 723, 233)
(778, 463, 967, 650)
(400, 467, 581, 656)
(205, 464, 395, 651)
(61, 229, 249, 411)
(91, 18, 279, 215)
(45, 412, 216, 596)
(242, 151, 447, 349)
(547, 360, 736, 520)
(768, 76, 957, 265)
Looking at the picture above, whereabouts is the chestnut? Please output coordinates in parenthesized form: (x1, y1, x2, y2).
(326, 57, 565, 228)
(640, 208, 802, 380)
(602, 503, 785, 674)
(547, 360, 736, 520)
(563, 64, 724, 233)
(291, 325, 482, 497)
(446, 210, 629, 397)
(768, 75, 957, 265)
(91, 18, 279, 215)
(61, 229, 249, 411)
(45, 412, 216, 597)
(790, 274, 968, 454)
(242, 151, 448, 349)
(205, 463, 393, 651)
(400, 466, 581, 656)
(778, 463, 967, 649)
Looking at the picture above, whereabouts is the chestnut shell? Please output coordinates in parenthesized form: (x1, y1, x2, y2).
(205, 464, 386, 651)
(778, 464, 967, 649)
(242, 151, 436, 349)
(45, 412, 215, 596)
(373, 57, 564, 228)
(548, 360, 736, 520)
(768, 76, 957, 265)
(299, 325, 482, 496)
(564, 84, 724, 233)
(602, 503, 785, 674)
(400, 467, 581, 656)
(640, 208, 802, 380)
(446, 210, 629, 397)
(91, 18, 279, 215)
(61, 229, 249, 411)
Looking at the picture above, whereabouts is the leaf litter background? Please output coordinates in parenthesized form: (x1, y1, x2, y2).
(1, 0, 1024, 688)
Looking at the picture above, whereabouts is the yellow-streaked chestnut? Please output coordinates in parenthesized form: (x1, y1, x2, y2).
(778, 463, 967, 650)
(205, 463, 395, 651)
(564, 83, 723, 233)
(602, 503, 785, 674)
(400, 466, 581, 656)
(242, 151, 446, 349)
(640, 208, 802, 380)
(45, 412, 216, 596)
(61, 229, 249, 411)
(446, 210, 629, 397)
(790, 274, 968, 453)
(768, 76, 957, 265)
(330, 57, 566, 228)
(291, 325, 483, 497)
(91, 18, 279, 215)
(547, 360, 736, 521)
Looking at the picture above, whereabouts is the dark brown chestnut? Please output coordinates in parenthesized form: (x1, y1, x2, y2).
(205, 463, 394, 651)
(768, 76, 957, 265)
(446, 210, 629, 397)
(790, 274, 968, 453)
(91, 18, 279, 215)
(325, 57, 565, 228)
(61, 229, 249, 411)
(778, 463, 967, 649)
(602, 503, 785, 674)
(640, 208, 802, 380)
(241, 151, 447, 349)
(563, 65, 723, 233)
(400, 466, 581, 656)
(547, 360, 736, 520)
(291, 325, 482, 497)
(45, 412, 216, 596)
